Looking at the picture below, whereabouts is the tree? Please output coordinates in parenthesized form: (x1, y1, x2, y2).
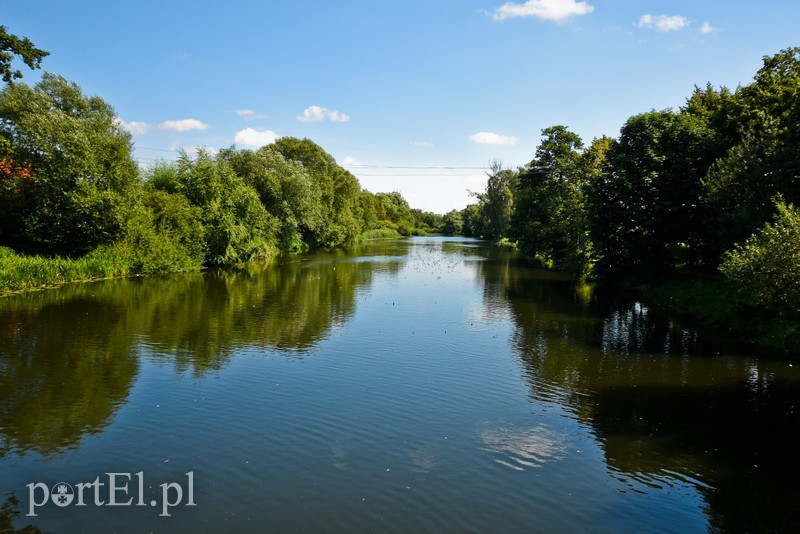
(219, 146, 322, 249)
(703, 48, 800, 254)
(510, 126, 588, 272)
(0, 74, 138, 254)
(0, 26, 48, 84)
(271, 137, 363, 247)
(441, 210, 463, 235)
(461, 204, 482, 237)
(586, 110, 718, 276)
(472, 161, 516, 240)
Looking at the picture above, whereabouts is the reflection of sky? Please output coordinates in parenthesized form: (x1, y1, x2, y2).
(480, 424, 566, 471)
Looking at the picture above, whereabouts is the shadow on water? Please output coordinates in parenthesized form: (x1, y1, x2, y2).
(473, 244, 800, 532)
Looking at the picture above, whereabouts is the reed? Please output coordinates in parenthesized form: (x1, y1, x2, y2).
(0, 246, 131, 294)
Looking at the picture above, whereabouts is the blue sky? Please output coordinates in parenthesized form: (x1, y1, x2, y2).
(4, 1, 800, 213)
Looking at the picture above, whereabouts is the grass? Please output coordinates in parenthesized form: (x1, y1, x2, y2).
(0, 246, 132, 294)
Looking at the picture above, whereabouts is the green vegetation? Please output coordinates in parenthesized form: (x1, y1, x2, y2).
(457, 47, 800, 350)
(0, 29, 428, 294)
(0, 25, 48, 83)
(721, 199, 800, 311)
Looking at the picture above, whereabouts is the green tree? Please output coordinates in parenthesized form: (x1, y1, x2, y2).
(461, 203, 483, 237)
(472, 161, 516, 240)
(703, 48, 800, 253)
(586, 110, 718, 276)
(0, 26, 48, 84)
(111, 187, 207, 273)
(510, 126, 589, 272)
(441, 209, 463, 235)
(375, 192, 414, 235)
(0, 74, 138, 254)
(272, 137, 363, 247)
(220, 146, 322, 249)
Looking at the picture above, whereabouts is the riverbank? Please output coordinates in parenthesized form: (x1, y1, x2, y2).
(0, 230, 421, 295)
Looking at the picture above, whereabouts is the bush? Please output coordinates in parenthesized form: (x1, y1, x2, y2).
(111, 188, 206, 274)
(720, 199, 800, 309)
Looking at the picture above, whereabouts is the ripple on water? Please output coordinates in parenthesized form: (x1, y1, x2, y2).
(479, 424, 567, 471)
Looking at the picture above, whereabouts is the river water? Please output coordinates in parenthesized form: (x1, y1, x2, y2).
(1, 236, 798, 532)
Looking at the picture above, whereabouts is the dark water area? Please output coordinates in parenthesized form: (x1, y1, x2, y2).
(1, 236, 798, 532)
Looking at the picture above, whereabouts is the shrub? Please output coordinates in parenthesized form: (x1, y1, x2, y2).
(720, 199, 800, 309)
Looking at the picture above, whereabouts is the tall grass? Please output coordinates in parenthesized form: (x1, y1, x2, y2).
(0, 246, 132, 293)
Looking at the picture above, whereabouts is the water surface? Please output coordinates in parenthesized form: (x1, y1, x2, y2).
(1, 237, 798, 532)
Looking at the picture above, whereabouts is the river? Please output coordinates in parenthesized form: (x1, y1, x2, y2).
(1, 236, 798, 532)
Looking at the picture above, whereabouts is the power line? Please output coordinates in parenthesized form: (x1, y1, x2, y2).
(133, 146, 492, 172)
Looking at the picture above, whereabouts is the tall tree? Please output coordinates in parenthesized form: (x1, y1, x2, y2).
(510, 126, 589, 272)
(473, 160, 516, 240)
(586, 110, 718, 276)
(703, 48, 800, 253)
(0, 74, 138, 254)
(272, 137, 363, 247)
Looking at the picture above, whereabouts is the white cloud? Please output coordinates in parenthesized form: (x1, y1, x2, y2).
(235, 109, 270, 120)
(339, 156, 362, 168)
(115, 119, 151, 135)
(700, 21, 716, 34)
(410, 141, 434, 147)
(234, 127, 279, 147)
(159, 119, 211, 132)
(297, 105, 350, 123)
(638, 14, 690, 32)
(491, 0, 594, 22)
(469, 131, 520, 146)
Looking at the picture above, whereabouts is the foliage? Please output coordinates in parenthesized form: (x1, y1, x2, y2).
(460, 204, 483, 237)
(110, 188, 206, 273)
(510, 126, 590, 273)
(0, 25, 48, 84)
(220, 146, 322, 249)
(271, 137, 363, 247)
(150, 151, 278, 265)
(720, 199, 800, 309)
(0, 73, 138, 254)
(703, 48, 800, 253)
(412, 209, 444, 232)
(441, 210, 463, 235)
(586, 110, 719, 277)
(470, 161, 516, 240)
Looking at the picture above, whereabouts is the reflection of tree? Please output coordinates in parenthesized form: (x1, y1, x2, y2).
(0, 245, 396, 456)
(475, 247, 800, 532)
(0, 492, 41, 533)
(0, 293, 139, 457)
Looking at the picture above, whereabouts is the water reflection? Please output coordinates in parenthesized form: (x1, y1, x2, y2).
(0, 294, 138, 457)
(479, 424, 566, 471)
(0, 245, 400, 457)
(1, 237, 798, 532)
(473, 246, 800, 532)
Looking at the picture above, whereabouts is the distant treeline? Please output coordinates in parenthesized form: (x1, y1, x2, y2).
(0, 72, 445, 291)
(448, 47, 800, 337)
